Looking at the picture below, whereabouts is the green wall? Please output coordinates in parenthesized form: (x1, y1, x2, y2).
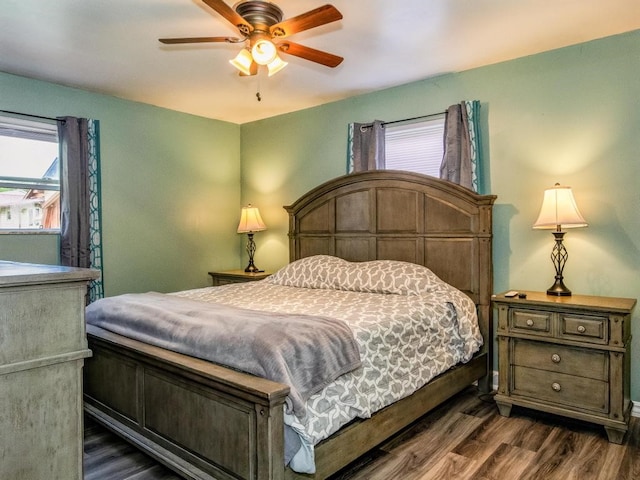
(1, 30, 638, 402)
(241, 30, 640, 401)
(0, 72, 241, 295)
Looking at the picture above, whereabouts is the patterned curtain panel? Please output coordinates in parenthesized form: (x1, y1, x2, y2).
(465, 100, 482, 194)
(57, 117, 104, 302)
(87, 120, 104, 302)
(346, 120, 386, 173)
(440, 100, 482, 193)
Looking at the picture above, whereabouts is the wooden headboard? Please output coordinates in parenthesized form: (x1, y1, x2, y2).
(285, 170, 497, 353)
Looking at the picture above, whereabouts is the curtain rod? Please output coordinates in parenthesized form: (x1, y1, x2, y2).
(0, 109, 61, 123)
(360, 110, 446, 130)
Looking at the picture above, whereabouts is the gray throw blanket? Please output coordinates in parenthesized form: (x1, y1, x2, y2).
(85, 292, 361, 417)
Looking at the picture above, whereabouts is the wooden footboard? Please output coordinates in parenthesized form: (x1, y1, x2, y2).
(84, 325, 289, 480)
(85, 325, 487, 480)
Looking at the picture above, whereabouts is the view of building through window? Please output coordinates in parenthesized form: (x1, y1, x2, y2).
(0, 117, 60, 231)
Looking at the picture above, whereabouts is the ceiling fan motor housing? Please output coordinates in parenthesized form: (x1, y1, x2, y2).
(234, 1, 283, 31)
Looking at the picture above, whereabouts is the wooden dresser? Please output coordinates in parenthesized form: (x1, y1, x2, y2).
(0, 261, 99, 479)
(493, 291, 636, 444)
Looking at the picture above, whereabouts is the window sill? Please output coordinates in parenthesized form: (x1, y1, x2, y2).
(0, 229, 60, 235)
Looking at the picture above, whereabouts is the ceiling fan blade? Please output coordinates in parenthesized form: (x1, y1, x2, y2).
(270, 4, 342, 38)
(159, 36, 240, 44)
(201, 0, 253, 35)
(277, 41, 343, 68)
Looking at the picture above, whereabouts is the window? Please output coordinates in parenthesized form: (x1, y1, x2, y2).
(0, 116, 59, 232)
(384, 115, 445, 177)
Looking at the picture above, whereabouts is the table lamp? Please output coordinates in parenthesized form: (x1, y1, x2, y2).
(533, 183, 587, 296)
(237, 204, 266, 273)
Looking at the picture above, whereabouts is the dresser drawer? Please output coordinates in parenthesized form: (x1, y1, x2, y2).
(512, 340, 607, 381)
(512, 366, 608, 413)
(509, 309, 551, 337)
(559, 313, 608, 345)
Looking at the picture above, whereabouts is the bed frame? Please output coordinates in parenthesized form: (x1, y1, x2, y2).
(84, 170, 496, 480)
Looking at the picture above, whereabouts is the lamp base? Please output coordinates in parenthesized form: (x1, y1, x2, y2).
(546, 279, 572, 296)
(243, 232, 264, 273)
(244, 264, 264, 273)
(546, 231, 572, 296)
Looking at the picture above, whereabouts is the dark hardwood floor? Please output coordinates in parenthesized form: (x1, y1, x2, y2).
(83, 418, 182, 480)
(83, 386, 640, 479)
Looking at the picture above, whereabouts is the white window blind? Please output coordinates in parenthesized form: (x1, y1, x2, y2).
(384, 116, 445, 177)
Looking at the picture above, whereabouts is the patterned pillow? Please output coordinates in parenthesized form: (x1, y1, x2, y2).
(266, 255, 346, 290)
(267, 255, 443, 295)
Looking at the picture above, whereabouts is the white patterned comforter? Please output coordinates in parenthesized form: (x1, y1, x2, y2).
(174, 256, 483, 474)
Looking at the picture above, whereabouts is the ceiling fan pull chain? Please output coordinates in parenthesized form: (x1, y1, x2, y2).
(256, 75, 262, 101)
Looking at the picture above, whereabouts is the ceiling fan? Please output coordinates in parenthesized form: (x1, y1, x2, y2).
(159, 0, 343, 77)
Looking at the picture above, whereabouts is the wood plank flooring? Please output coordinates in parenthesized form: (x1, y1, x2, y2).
(83, 418, 182, 480)
(83, 386, 640, 479)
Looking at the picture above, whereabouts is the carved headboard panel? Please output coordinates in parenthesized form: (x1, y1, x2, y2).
(285, 170, 496, 348)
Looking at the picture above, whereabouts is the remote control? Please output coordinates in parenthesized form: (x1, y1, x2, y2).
(504, 290, 519, 297)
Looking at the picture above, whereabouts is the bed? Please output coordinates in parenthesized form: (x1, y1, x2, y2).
(83, 170, 496, 480)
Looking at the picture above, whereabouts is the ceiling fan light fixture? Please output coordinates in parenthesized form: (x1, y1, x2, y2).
(229, 48, 254, 75)
(266, 55, 287, 76)
(251, 38, 277, 65)
(160, 2, 343, 78)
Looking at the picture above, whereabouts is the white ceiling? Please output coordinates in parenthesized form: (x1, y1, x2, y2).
(1, 0, 638, 124)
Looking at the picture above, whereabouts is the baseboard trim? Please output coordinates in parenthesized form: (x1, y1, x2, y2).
(491, 370, 640, 418)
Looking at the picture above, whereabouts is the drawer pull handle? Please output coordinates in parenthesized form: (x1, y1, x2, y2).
(552, 382, 562, 392)
(577, 325, 586, 333)
(526, 319, 534, 327)
(551, 354, 561, 363)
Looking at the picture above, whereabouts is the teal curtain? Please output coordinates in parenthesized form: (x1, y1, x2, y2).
(346, 122, 355, 172)
(464, 100, 482, 194)
(87, 120, 104, 301)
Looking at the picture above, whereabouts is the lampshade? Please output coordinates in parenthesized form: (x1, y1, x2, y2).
(229, 49, 253, 76)
(251, 39, 277, 65)
(533, 183, 588, 231)
(229, 43, 287, 77)
(237, 204, 266, 233)
(266, 55, 288, 76)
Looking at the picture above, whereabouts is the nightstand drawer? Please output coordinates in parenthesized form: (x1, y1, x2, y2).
(510, 309, 551, 336)
(512, 340, 607, 381)
(513, 366, 608, 413)
(209, 270, 272, 286)
(559, 314, 607, 345)
(215, 277, 253, 286)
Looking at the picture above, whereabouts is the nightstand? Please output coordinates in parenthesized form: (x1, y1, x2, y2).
(493, 291, 636, 444)
(208, 269, 272, 286)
